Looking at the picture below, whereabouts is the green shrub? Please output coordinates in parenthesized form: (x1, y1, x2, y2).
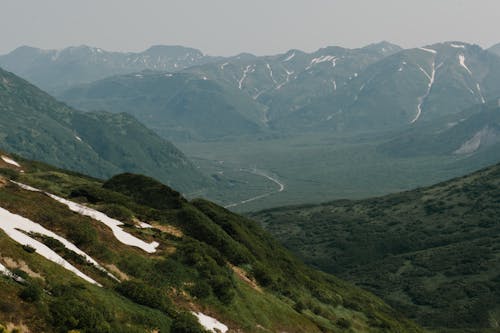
(19, 283, 42, 302)
(116, 280, 173, 314)
(170, 312, 205, 333)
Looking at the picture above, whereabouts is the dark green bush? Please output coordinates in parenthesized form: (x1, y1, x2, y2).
(19, 283, 42, 302)
(116, 280, 173, 314)
(170, 312, 205, 333)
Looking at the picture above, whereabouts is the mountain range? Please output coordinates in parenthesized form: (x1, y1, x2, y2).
(0, 45, 220, 94)
(45, 41, 500, 141)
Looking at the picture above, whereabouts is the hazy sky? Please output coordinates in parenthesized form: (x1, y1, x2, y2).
(1, 0, 499, 56)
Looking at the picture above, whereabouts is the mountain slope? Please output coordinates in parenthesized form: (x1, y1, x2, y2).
(184, 41, 402, 125)
(252, 161, 500, 332)
(59, 71, 266, 141)
(379, 103, 500, 160)
(0, 45, 219, 94)
(489, 43, 500, 57)
(0, 67, 208, 192)
(0, 153, 422, 332)
(291, 42, 500, 131)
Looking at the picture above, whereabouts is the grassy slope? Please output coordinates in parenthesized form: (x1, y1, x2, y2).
(252, 162, 500, 332)
(0, 67, 209, 192)
(0, 154, 421, 332)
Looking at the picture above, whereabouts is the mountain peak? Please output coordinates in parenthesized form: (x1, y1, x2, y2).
(361, 41, 402, 54)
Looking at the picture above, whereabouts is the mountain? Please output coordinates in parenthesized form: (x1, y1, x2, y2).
(58, 42, 402, 139)
(59, 71, 266, 141)
(288, 42, 500, 132)
(57, 41, 500, 136)
(0, 45, 219, 94)
(184, 41, 402, 126)
(379, 102, 500, 162)
(0, 153, 422, 332)
(0, 66, 208, 192)
(252, 161, 500, 332)
(489, 43, 500, 57)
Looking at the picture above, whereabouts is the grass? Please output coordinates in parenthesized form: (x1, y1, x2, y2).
(252, 162, 500, 332)
(0, 160, 424, 332)
(178, 130, 491, 212)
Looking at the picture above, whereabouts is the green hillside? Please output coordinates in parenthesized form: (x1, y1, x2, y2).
(0, 67, 208, 192)
(59, 71, 265, 141)
(252, 162, 500, 332)
(0, 153, 421, 332)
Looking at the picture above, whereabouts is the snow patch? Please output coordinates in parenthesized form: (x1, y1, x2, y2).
(450, 43, 465, 49)
(192, 312, 228, 333)
(0, 206, 102, 285)
(454, 126, 499, 154)
(138, 222, 153, 229)
(275, 68, 294, 90)
(12, 182, 159, 253)
(220, 62, 229, 70)
(238, 65, 252, 90)
(1, 156, 20, 167)
(283, 52, 295, 62)
(458, 54, 472, 75)
(307, 55, 337, 69)
(476, 83, 486, 104)
(75, 136, 82, 142)
(419, 47, 437, 54)
(412, 60, 436, 124)
(266, 63, 277, 84)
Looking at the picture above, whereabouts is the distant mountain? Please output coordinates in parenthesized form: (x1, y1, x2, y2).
(59, 71, 266, 141)
(0, 154, 422, 332)
(184, 41, 402, 125)
(59, 42, 403, 139)
(489, 43, 500, 56)
(252, 161, 500, 332)
(0, 67, 208, 192)
(0, 45, 220, 93)
(290, 42, 500, 131)
(379, 102, 500, 161)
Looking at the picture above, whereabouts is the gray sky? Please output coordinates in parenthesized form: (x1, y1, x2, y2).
(1, 0, 499, 56)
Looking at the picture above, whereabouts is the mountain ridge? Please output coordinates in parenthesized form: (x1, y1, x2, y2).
(0, 66, 209, 192)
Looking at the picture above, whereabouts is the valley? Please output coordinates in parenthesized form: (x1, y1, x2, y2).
(1, 35, 500, 332)
(179, 129, 499, 212)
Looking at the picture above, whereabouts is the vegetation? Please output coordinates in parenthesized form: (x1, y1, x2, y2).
(0, 66, 209, 192)
(253, 162, 500, 332)
(0, 154, 422, 332)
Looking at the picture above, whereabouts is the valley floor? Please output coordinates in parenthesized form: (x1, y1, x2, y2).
(179, 130, 495, 212)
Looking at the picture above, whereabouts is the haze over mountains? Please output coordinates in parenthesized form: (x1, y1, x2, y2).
(13, 41, 496, 141)
(2, 40, 500, 209)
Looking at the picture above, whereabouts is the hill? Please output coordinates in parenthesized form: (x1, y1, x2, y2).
(252, 162, 500, 332)
(0, 67, 208, 192)
(0, 152, 422, 332)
